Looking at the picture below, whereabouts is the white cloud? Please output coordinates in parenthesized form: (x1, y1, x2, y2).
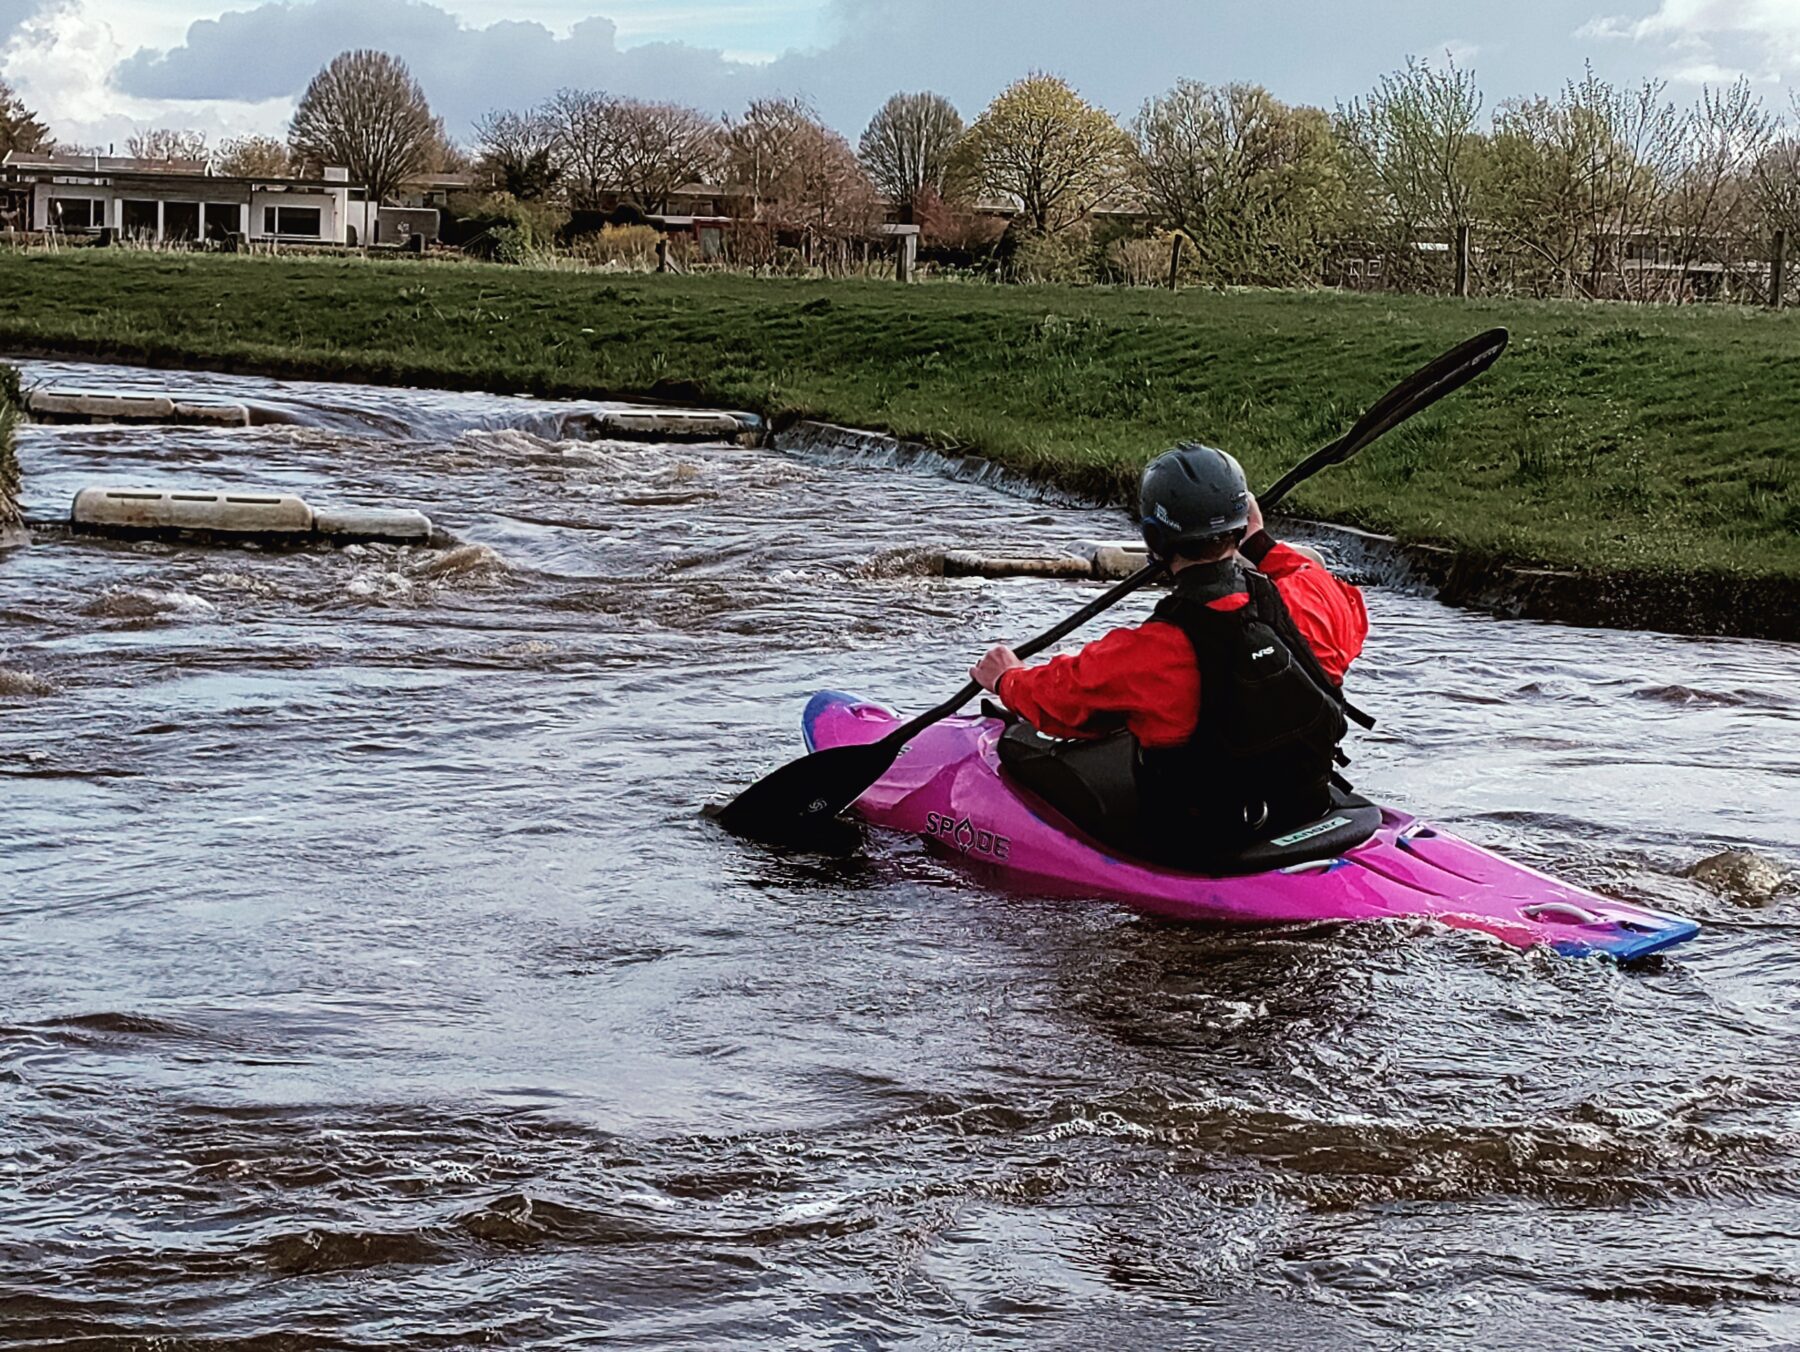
(1575, 0, 1800, 83)
(1439, 37, 1483, 66)
(2, 0, 295, 147)
(1575, 14, 1637, 40)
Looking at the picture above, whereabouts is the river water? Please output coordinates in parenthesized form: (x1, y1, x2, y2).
(3, 360, 1798, 1349)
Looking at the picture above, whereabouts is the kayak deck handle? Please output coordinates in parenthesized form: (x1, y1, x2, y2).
(1280, 859, 1342, 876)
(1522, 902, 1602, 926)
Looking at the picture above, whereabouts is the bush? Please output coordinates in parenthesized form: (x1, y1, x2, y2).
(1009, 226, 1096, 284)
(443, 192, 570, 259)
(1104, 231, 1182, 286)
(566, 224, 662, 270)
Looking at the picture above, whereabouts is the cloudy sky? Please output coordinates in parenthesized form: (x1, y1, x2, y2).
(2, 0, 1796, 153)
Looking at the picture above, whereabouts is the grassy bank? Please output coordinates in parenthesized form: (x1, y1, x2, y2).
(1, 249, 1797, 580)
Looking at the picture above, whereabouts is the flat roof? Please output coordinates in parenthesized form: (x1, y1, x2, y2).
(1, 150, 363, 193)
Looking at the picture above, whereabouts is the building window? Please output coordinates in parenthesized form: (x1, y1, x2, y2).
(49, 198, 97, 230)
(202, 203, 240, 240)
(163, 201, 200, 241)
(121, 199, 158, 237)
(263, 205, 322, 237)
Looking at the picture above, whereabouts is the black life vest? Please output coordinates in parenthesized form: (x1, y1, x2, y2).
(1137, 558, 1354, 861)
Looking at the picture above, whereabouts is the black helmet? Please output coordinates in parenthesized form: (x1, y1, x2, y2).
(1138, 442, 1250, 559)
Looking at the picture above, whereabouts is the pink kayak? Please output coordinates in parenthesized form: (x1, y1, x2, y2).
(803, 690, 1700, 961)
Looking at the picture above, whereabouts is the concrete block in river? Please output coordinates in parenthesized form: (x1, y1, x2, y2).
(591, 409, 762, 444)
(943, 549, 1094, 579)
(1089, 541, 1151, 580)
(313, 506, 434, 544)
(73, 486, 314, 536)
(71, 486, 438, 547)
(27, 388, 252, 426)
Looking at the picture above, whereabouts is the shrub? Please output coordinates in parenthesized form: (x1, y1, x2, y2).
(1105, 231, 1183, 286)
(444, 192, 570, 259)
(566, 224, 662, 270)
(1010, 226, 1096, 284)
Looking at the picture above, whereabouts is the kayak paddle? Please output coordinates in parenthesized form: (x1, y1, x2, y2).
(712, 326, 1509, 846)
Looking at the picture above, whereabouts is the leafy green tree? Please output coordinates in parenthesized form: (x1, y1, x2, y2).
(1480, 70, 1682, 298)
(1337, 57, 1486, 286)
(0, 80, 52, 157)
(1134, 80, 1348, 285)
(961, 74, 1131, 233)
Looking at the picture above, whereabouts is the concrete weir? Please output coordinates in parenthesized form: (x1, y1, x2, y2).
(27, 388, 254, 427)
(71, 486, 435, 546)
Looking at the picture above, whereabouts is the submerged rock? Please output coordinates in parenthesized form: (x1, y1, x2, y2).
(1680, 849, 1792, 904)
(405, 543, 504, 580)
(0, 667, 55, 697)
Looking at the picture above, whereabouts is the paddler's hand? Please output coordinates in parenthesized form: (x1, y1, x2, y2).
(971, 645, 1023, 695)
(1242, 492, 1264, 539)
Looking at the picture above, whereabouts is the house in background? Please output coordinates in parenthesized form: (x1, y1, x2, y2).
(0, 152, 363, 244)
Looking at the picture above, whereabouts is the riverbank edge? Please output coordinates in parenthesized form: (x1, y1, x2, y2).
(776, 420, 1798, 643)
(0, 364, 22, 546)
(4, 345, 1792, 641)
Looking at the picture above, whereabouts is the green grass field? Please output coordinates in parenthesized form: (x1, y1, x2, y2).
(2, 248, 1796, 578)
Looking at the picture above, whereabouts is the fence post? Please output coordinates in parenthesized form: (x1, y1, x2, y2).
(656, 237, 670, 273)
(1455, 223, 1471, 298)
(1168, 234, 1184, 291)
(1771, 229, 1787, 310)
(895, 229, 917, 283)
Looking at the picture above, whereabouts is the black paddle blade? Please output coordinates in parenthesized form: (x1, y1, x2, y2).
(709, 739, 901, 844)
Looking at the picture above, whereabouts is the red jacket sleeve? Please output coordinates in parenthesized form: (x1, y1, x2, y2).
(1255, 541, 1368, 684)
(996, 622, 1199, 748)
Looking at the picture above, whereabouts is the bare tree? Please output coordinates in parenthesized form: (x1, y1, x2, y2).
(0, 80, 52, 157)
(1752, 92, 1800, 240)
(784, 120, 880, 238)
(607, 99, 722, 212)
(858, 91, 965, 217)
(542, 88, 618, 209)
(289, 50, 442, 204)
(213, 134, 293, 178)
(473, 107, 560, 199)
(722, 97, 818, 216)
(128, 127, 208, 162)
(960, 74, 1132, 233)
(1664, 78, 1772, 296)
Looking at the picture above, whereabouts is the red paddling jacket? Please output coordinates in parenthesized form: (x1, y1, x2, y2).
(997, 532, 1370, 852)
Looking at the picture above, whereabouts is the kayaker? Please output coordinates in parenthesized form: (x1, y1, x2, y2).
(969, 443, 1371, 861)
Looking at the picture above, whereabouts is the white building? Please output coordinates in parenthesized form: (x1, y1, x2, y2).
(0, 152, 362, 244)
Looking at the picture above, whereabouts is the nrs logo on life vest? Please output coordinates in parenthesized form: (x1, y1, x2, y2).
(925, 811, 1011, 861)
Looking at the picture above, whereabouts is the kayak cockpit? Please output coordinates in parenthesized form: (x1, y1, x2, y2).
(994, 722, 1383, 878)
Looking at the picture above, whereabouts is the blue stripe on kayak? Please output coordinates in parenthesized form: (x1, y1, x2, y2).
(801, 689, 859, 753)
(1555, 916, 1702, 962)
